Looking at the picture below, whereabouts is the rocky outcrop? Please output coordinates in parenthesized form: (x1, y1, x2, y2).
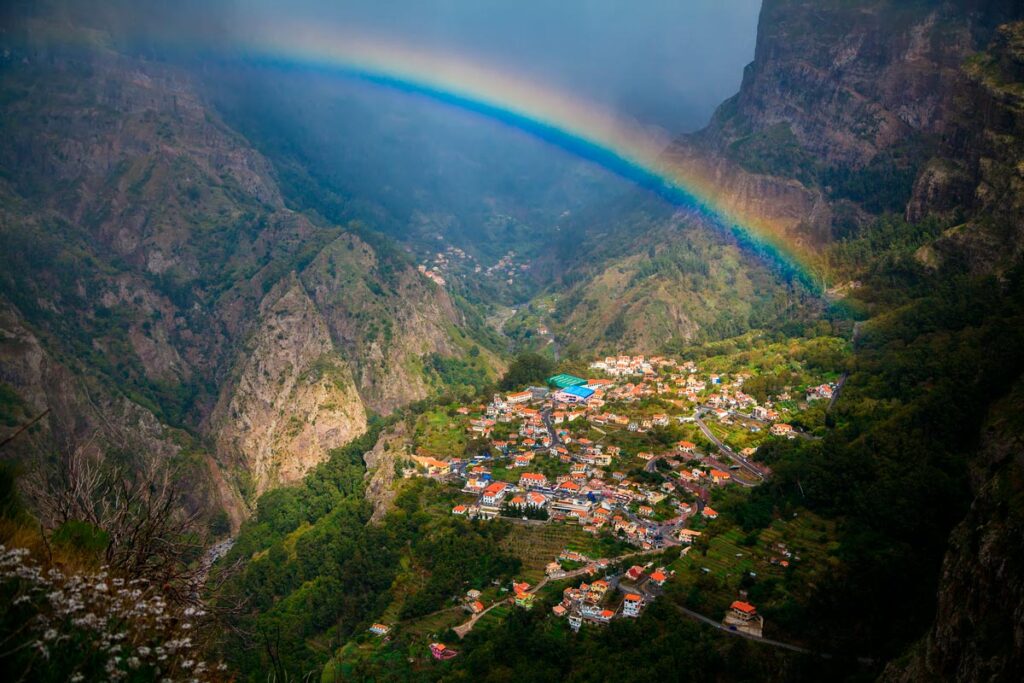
(300, 235, 467, 414)
(362, 422, 410, 523)
(684, 0, 1024, 246)
(700, 0, 1022, 167)
(910, 21, 1024, 271)
(884, 382, 1024, 682)
(664, 141, 834, 249)
(209, 275, 367, 497)
(0, 296, 242, 528)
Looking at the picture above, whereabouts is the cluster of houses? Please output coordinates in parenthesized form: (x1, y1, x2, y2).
(484, 249, 528, 283)
(370, 350, 833, 656)
(403, 354, 837, 550)
(805, 383, 835, 402)
(428, 392, 729, 546)
(416, 263, 447, 287)
(544, 550, 611, 580)
(588, 355, 681, 377)
(419, 244, 532, 288)
(552, 562, 673, 631)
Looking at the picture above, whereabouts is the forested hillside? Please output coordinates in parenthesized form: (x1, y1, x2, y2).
(0, 6, 503, 524)
(2, 1, 1024, 682)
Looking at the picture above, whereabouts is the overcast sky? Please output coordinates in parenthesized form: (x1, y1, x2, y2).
(226, 0, 763, 133)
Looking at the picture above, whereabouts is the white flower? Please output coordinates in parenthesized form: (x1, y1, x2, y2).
(43, 629, 58, 641)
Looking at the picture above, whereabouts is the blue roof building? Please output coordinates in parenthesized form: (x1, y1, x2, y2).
(559, 385, 595, 401)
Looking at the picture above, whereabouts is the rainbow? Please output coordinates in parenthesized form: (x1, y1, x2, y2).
(229, 25, 822, 286)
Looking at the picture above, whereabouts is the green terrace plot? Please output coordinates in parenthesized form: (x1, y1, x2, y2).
(395, 606, 466, 642)
(705, 420, 767, 452)
(376, 553, 429, 625)
(469, 602, 512, 636)
(667, 511, 839, 643)
(499, 523, 626, 584)
(678, 333, 850, 397)
(603, 398, 679, 417)
(596, 424, 689, 457)
(489, 457, 570, 485)
(414, 408, 468, 457)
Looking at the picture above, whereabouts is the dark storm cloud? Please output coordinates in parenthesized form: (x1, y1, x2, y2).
(218, 0, 762, 133)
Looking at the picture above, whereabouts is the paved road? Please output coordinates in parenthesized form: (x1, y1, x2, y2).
(694, 415, 765, 485)
(454, 568, 587, 638)
(453, 600, 505, 638)
(828, 320, 864, 414)
(671, 603, 812, 653)
(671, 603, 876, 664)
(540, 408, 563, 449)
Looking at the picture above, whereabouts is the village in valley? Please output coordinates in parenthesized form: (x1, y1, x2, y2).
(347, 333, 849, 665)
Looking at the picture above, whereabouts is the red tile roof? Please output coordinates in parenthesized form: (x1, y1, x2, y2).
(730, 600, 757, 614)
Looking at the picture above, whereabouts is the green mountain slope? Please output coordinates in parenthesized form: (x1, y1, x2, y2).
(0, 14, 503, 520)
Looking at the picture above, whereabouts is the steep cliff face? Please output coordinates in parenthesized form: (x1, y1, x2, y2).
(0, 296, 242, 526)
(299, 235, 472, 414)
(0, 14, 500, 520)
(884, 382, 1024, 682)
(209, 275, 367, 497)
(911, 21, 1024, 271)
(685, 0, 1024, 245)
(362, 422, 410, 523)
(704, 1, 996, 165)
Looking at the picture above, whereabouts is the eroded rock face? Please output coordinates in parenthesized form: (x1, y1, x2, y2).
(701, 0, 1011, 167)
(912, 21, 1024, 272)
(684, 0, 1024, 247)
(300, 235, 466, 415)
(210, 275, 367, 496)
(884, 383, 1024, 682)
(362, 423, 410, 523)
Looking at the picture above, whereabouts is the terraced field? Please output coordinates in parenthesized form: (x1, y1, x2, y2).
(414, 409, 468, 457)
(396, 607, 466, 642)
(469, 603, 512, 635)
(499, 523, 592, 583)
(669, 512, 838, 620)
(499, 523, 626, 583)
